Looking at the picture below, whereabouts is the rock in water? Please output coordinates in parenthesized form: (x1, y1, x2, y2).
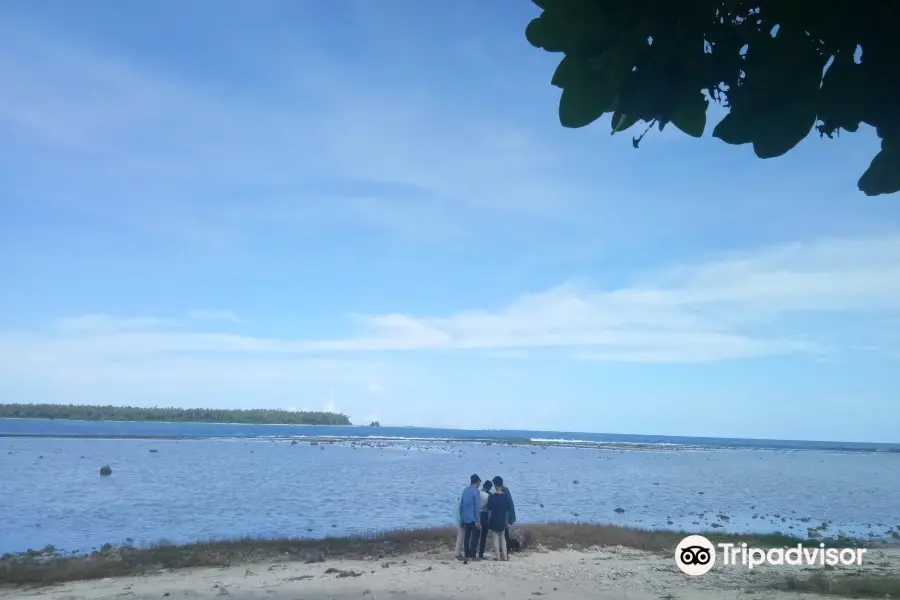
(100, 465, 112, 476)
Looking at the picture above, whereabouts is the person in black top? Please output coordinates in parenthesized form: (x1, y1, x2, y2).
(492, 475, 515, 550)
(477, 479, 493, 559)
(486, 476, 512, 560)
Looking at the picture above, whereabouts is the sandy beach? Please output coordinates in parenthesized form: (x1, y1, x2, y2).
(4, 544, 898, 600)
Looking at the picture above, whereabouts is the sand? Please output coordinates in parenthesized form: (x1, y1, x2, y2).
(3, 545, 898, 600)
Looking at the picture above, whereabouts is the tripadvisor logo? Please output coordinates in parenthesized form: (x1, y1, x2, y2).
(675, 535, 867, 576)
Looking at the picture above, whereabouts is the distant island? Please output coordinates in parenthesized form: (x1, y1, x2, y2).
(0, 403, 352, 426)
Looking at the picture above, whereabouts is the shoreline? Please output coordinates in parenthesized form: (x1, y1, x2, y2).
(4, 418, 899, 454)
(1, 434, 675, 450)
(5, 434, 896, 454)
(2, 524, 898, 598)
(5, 430, 899, 454)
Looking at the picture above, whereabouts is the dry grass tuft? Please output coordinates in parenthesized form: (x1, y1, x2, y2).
(776, 571, 900, 598)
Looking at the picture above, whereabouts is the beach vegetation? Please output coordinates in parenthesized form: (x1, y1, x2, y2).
(0, 403, 351, 426)
(775, 571, 900, 597)
(0, 522, 877, 588)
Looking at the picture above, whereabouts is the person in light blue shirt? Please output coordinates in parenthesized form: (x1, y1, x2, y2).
(457, 473, 482, 562)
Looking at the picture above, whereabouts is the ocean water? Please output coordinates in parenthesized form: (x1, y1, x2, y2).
(1, 419, 899, 555)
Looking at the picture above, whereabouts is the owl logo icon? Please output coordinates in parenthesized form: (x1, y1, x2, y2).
(675, 535, 716, 576)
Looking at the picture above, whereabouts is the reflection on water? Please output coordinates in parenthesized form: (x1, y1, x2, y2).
(1, 437, 898, 554)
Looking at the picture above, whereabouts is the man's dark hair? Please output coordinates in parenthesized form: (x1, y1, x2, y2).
(492, 476, 503, 487)
(482, 480, 493, 492)
(470, 473, 481, 484)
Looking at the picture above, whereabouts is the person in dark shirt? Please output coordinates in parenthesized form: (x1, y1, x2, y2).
(486, 476, 512, 560)
(492, 475, 515, 549)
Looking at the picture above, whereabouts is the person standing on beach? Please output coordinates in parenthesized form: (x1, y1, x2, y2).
(453, 488, 466, 557)
(458, 473, 482, 562)
(492, 475, 516, 549)
(477, 479, 493, 559)
(487, 476, 512, 560)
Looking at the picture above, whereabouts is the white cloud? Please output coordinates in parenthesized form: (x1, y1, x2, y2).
(36, 234, 882, 363)
(0, 235, 895, 388)
(286, 235, 900, 361)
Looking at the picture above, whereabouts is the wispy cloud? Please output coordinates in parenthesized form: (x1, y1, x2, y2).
(290, 235, 900, 361)
(6, 235, 898, 371)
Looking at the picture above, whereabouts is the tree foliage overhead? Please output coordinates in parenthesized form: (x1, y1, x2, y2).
(0, 403, 352, 425)
(525, 0, 900, 196)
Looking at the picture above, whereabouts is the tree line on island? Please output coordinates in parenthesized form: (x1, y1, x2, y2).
(0, 403, 352, 425)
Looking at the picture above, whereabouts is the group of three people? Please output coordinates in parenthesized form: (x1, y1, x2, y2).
(456, 473, 516, 562)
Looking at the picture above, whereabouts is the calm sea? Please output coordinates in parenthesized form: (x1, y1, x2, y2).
(1, 419, 899, 555)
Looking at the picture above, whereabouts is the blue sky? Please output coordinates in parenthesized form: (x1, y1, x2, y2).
(1, 1, 899, 442)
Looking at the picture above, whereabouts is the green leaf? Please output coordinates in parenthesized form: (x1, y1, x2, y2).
(590, 41, 639, 90)
(556, 50, 619, 128)
(613, 71, 656, 125)
(559, 72, 617, 127)
(525, 18, 547, 49)
(670, 93, 709, 138)
(746, 29, 823, 159)
(551, 56, 576, 88)
(752, 102, 817, 159)
(713, 112, 753, 145)
(611, 110, 639, 133)
(531, 0, 551, 8)
(858, 148, 900, 196)
(525, 15, 566, 52)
